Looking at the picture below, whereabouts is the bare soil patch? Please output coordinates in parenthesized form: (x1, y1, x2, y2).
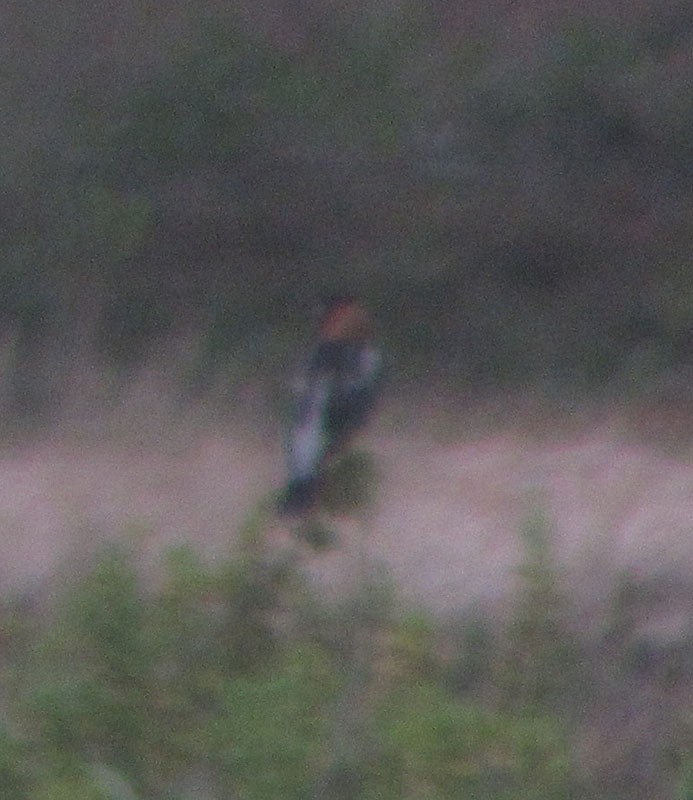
(1, 402, 691, 628)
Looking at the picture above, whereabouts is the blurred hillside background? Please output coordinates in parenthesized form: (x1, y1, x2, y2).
(2, 4, 693, 799)
(1, 0, 692, 423)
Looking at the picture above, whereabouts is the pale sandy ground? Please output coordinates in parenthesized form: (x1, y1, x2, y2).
(1, 397, 691, 633)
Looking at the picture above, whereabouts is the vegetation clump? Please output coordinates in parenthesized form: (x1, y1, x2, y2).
(1, 516, 692, 799)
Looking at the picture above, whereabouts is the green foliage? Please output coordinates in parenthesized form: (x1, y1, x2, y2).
(33, 775, 107, 800)
(0, 538, 569, 799)
(205, 645, 339, 799)
(498, 512, 583, 713)
(374, 683, 572, 800)
(2, 514, 692, 799)
(384, 612, 440, 687)
(321, 451, 379, 515)
(0, 726, 29, 800)
(293, 518, 339, 551)
(26, 548, 156, 780)
(368, 602, 576, 799)
(7, 541, 303, 796)
(442, 612, 497, 696)
(679, 760, 693, 800)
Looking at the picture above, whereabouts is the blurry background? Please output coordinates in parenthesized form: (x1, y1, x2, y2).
(1, 0, 691, 423)
(1, 3, 693, 800)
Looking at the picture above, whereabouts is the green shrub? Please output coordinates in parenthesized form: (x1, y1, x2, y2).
(373, 683, 573, 800)
(204, 644, 339, 800)
(320, 451, 379, 515)
(679, 759, 693, 800)
(0, 726, 29, 800)
(2, 520, 687, 799)
(498, 512, 583, 713)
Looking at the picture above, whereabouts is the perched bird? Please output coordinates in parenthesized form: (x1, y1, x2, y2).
(278, 296, 381, 516)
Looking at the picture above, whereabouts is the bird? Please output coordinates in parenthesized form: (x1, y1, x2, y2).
(278, 296, 381, 516)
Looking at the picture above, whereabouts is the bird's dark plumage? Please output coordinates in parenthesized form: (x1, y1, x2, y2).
(278, 299, 380, 516)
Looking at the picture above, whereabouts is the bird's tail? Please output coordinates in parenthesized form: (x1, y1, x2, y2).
(279, 378, 330, 517)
